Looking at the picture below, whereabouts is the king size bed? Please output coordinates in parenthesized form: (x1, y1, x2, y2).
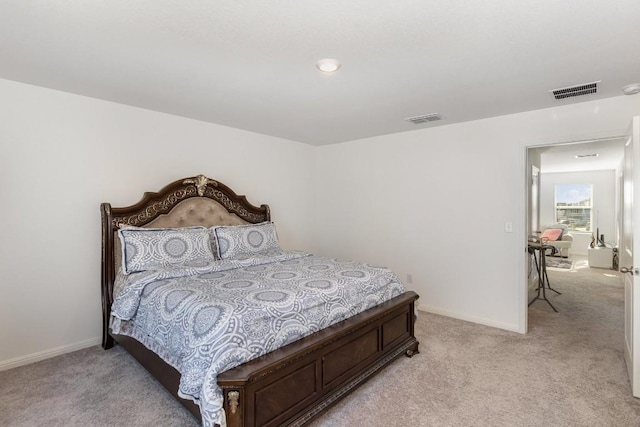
(101, 174, 419, 427)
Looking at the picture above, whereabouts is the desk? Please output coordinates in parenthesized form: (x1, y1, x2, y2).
(528, 243, 561, 312)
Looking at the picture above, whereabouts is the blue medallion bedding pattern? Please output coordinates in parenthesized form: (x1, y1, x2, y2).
(110, 250, 406, 427)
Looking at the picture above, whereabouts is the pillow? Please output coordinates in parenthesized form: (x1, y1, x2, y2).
(213, 222, 281, 260)
(548, 223, 568, 230)
(207, 228, 220, 261)
(541, 228, 563, 242)
(118, 226, 215, 274)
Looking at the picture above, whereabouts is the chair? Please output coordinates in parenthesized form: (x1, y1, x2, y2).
(539, 224, 573, 258)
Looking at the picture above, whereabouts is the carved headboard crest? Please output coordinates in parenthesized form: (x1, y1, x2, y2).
(183, 174, 218, 196)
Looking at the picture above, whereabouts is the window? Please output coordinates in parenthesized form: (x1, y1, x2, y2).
(555, 184, 592, 232)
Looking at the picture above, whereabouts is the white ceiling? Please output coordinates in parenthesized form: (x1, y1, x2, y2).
(2, 1, 640, 145)
(535, 138, 625, 173)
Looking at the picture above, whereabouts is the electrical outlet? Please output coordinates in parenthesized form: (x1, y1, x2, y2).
(406, 273, 413, 284)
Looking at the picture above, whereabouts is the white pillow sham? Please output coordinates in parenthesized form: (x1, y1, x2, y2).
(213, 222, 281, 260)
(118, 226, 215, 274)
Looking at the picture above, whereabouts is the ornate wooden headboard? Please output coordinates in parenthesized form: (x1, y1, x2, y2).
(100, 174, 270, 349)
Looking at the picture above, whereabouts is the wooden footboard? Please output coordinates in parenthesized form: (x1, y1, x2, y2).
(110, 291, 418, 427)
(218, 291, 419, 427)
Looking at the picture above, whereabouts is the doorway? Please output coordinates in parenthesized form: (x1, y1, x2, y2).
(525, 137, 625, 321)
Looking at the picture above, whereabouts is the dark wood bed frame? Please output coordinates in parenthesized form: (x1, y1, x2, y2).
(101, 174, 419, 427)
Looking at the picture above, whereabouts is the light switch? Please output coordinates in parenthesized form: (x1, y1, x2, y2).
(505, 222, 513, 233)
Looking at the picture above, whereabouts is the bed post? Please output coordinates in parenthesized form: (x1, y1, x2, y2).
(224, 389, 244, 427)
(101, 202, 115, 350)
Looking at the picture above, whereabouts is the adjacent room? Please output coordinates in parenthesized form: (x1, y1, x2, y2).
(528, 138, 624, 285)
(2, 1, 640, 426)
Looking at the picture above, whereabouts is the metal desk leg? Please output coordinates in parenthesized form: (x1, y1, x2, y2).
(528, 245, 559, 312)
(543, 248, 562, 296)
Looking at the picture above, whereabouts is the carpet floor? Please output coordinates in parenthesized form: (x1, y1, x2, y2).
(1, 259, 639, 426)
(544, 256, 573, 269)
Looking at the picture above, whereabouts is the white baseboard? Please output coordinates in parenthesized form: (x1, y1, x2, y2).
(417, 305, 523, 334)
(0, 337, 101, 372)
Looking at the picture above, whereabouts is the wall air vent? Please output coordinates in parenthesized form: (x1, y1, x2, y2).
(575, 153, 599, 159)
(404, 113, 442, 124)
(549, 80, 601, 100)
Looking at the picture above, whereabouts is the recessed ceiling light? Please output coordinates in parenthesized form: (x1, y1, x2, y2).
(575, 153, 599, 159)
(316, 58, 341, 73)
(622, 83, 640, 95)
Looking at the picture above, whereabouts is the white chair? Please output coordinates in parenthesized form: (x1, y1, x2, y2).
(540, 224, 573, 258)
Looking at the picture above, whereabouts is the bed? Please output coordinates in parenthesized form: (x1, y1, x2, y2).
(101, 174, 420, 427)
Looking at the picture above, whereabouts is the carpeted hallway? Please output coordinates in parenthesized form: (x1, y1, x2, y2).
(1, 258, 639, 426)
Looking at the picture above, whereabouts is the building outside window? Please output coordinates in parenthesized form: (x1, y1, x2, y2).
(555, 184, 592, 232)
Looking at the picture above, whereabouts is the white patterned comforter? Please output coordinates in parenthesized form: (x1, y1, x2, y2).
(110, 250, 406, 427)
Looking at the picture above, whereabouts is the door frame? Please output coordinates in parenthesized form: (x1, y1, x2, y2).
(522, 133, 626, 333)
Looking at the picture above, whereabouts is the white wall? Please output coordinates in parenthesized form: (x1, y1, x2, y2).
(0, 79, 315, 368)
(1, 76, 638, 368)
(314, 96, 637, 333)
(634, 96, 640, 117)
(539, 170, 617, 255)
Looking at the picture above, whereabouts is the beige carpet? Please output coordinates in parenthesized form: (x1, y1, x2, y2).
(2, 260, 639, 426)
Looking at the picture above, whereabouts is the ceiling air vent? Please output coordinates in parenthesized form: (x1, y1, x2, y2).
(405, 113, 442, 124)
(549, 80, 601, 100)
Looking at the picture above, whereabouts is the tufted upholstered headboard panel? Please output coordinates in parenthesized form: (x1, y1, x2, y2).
(100, 174, 270, 349)
(112, 197, 250, 274)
